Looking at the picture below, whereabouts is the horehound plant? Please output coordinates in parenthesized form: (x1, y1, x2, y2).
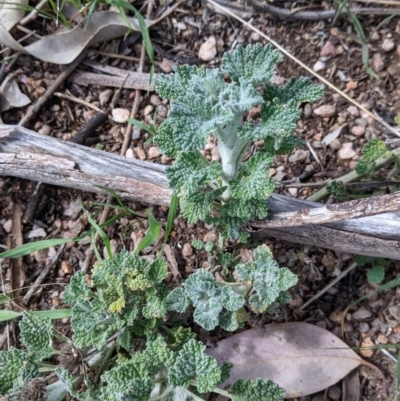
(0, 44, 324, 401)
(154, 43, 323, 240)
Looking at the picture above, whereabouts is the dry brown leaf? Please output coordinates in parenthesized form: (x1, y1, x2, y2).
(207, 322, 363, 398)
(0, 11, 157, 64)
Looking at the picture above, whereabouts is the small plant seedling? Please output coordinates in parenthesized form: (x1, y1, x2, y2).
(356, 255, 390, 285)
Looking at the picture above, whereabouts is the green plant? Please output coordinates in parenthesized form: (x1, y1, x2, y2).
(154, 43, 323, 240)
(0, 44, 311, 400)
(355, 139, 391, 178)
(356, 255, 390, 285)
(0, 250, 286, 401)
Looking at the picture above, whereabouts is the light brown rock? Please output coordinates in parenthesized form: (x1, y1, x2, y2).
(337, 142, 356, 159)
(99, 89, 113, 106)
(148, 146, 161, 159)
(313, 105, 336, 117)
(351, 126, 365, 137)
(182, 243, 193, 257)
(199, 36, 217, 61)
(112, 108, 130, 123)
(382, 38, 395, 52)
(320, 40, 337, 57)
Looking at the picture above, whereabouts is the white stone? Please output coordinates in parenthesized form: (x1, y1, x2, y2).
(313, 60, 326, 72)
(353, 307, 372, 320)
(182, 243, 193, 257)
(313, 105, 336, 117)
(112, 108, 130, 123)
(351, 126, 365, 137)
(337, 142, 356, 159)
(198, 36, 217, 61)
(148, 146, 161, 159)
(3, 219, 12, 233)
(38, 124, 51, 135)
(382, 38, 395, 52)
(372, 53, 385, 72)
(346, 105, 359, 117)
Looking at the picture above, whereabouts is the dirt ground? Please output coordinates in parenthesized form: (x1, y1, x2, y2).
(1, 1, 400, 400)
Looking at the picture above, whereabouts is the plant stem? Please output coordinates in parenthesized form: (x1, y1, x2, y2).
(307, 147, 400, 202)
(149, 386, 173, 401)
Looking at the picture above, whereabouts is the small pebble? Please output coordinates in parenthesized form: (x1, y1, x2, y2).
(99, 89, 113, 106)
(143, 105, 154, 116)
(199, 36, 217, 61)
(177, 22, 187, 30)
(370, 31, 380, 41)
(125, 148, 134, 158)
(372, 53, 385, 72)
(134, 146, 146, 160)
(360, 337, 374, 357)
(303, 103, 312, 118)
(382, 38, 395, 52)
(337, 143, 356, 160)
(148, 146, 161, 159)
(313, 60, 326, 72)
(320, 40, 337, 57)
(355, 117, 368, 128)
(377, 334, 388, 344)
(346, 105, 359, 117)
(329, 139, 342, 151)
(329, 310, 345, 324)
(313, 105, 336, 117)
(351, 126, 365, 137)
(288, 149, 309, 163)
(150, 94, 161, 106)
(38, 124, 51, 135)
(112, 108, 130, 123)
(388, 305, 400, 320)
(353, 307, 372, 320)
(203, 231, 217, 243)
(288, 188, 298, 197)
(160, 58, 175, 73)
(182, 243, 193, 257)
(3, 219, 12, 233)
(358, 322, 370, 333)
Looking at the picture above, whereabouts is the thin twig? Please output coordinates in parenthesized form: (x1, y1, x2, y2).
(53, 91, 103, 112)
(22, 244, 65, 305)
(299, 262, 357, 310)
(20, 0, 50, 25)
(207, 0, 400, 139)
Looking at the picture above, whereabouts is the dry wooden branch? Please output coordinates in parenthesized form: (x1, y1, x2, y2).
(69, 70, 154, 91)
(254, 192, 400, 228)
(1, 124, 400, 259)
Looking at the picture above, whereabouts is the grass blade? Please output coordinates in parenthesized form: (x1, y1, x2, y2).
(0, 294, 11, 305)
(0, 238, 72, 259)
(82, 207, 112, 259)
(0, 310, 22, 322)
(134, 209, 161, 255)
(32, 309, 72, 319)
(164, 195, 178, 243)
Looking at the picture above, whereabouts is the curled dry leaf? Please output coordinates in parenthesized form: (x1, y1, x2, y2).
(0, 11, 157, 64)
(0, 0, 28, 31)
(207, 322, 363, 398)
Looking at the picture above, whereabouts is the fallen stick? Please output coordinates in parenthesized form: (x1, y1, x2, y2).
(1, 124, 400, 259)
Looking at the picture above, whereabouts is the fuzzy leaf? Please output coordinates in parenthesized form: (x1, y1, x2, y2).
(229, 378, 285, 401)
(166, 287, 191, 313)
(19, 312, 54, 360)
(0, 348, 38, 396)
(221, 43, 283, 87)
(355, 139, 390, 177)
(168, 339, 221, 393)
